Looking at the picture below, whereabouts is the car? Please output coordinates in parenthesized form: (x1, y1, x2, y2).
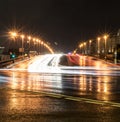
(58, 54, 81, 66)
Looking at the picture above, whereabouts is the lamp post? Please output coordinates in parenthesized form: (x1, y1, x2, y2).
(84, 42, 86, 54)
(97, 37, 100, 58)
(9, 31, 17, 60)
(9, 31, 17, 47)
(28, 36, 31, 54)
(38, 40, 41, 54)
(33, 38, 36, 51)
(89, 40, 92, 55)
(36, 39, 39, 54)
(103, 35, 108, 60)
(21, 34, 25, 57)
(41, 41, 44, 54)
(79, 43, 83, 54)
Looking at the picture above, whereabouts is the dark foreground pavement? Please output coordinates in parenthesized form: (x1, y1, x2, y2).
(0, 87, 120, 122)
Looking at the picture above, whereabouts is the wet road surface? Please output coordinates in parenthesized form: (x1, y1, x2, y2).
(0, 87, 120, 122)
(0, 55, 120, 122)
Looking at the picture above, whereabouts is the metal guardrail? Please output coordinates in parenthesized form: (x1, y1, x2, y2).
(0, 57, 24, 68)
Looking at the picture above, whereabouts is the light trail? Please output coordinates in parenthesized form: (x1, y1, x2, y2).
(27, 54, 120, 76)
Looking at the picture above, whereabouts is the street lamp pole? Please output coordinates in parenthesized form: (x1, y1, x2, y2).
(89, 40, 92, 55)
(97, 37, 100, 58)
(9, 31, 17, 48)
(38, 40, 41, 54)
(9, 31, 17, 60)
(114, 48, 117, 64)
(84, 42, 86, 54)
(33, 38, 36, 51)
(28, 36, 31, 54)
(21, 34, 24, 57)
(79, 43, 83, 54)
(103, 35, 108, 60)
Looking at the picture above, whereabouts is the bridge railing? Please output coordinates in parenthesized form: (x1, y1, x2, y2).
(0, 56, 25, 68)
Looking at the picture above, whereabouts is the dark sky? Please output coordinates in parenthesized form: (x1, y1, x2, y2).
(0, 0, 120, 53)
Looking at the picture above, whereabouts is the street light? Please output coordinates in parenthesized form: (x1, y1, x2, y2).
(10, 32, 17, 38)
(89, 40, 92, 55)
(27, 36, 31, 53)
(33, 38, 36, 51)
(8, 29, 54, 55)
(9, 31, 18, 57)
(84, 42, 86, 54)
(79, 43, 83, 54)
(38, 40, 41, 54)
(20, 34, 25, 56)
(97, 37, 100, 57)
(9, 31, 17, 45)
(103, 35, 109, 60)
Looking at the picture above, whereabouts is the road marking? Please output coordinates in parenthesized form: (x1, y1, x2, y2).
(35, 91, 120, 108)
(9, 89, 120, 108)
(45, 94, 62, 98)
(111, 104, 120, 108)
(65, 97, 82, 102)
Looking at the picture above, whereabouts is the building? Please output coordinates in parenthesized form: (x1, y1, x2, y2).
(78, 29, 120, 62)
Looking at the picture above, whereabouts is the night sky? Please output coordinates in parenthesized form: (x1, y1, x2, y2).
(0, 0, 120, 53)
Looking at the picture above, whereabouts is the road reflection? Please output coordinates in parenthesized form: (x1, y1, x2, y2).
(9, 71, 62, 93)
(0, 68, 116, 102)
(0, 70, 120, 122)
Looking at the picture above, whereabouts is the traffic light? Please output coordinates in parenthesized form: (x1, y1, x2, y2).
(10, 53, 16, 59)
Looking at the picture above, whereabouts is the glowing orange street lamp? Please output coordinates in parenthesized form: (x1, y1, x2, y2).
(89, 40, 92, 55)
(20, 34, 25, 56)
(103, 34, 109, 60)
(79, 43, 83, 54)
(97, 37, 100, 57)
(10, 32, 17, 38)
(27, 36, 31, 51)
(84, 42, 86, 54)
(9, 31, 18, 48)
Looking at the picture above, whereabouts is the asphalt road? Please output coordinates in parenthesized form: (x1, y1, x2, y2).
(0, 54, 120, 122)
